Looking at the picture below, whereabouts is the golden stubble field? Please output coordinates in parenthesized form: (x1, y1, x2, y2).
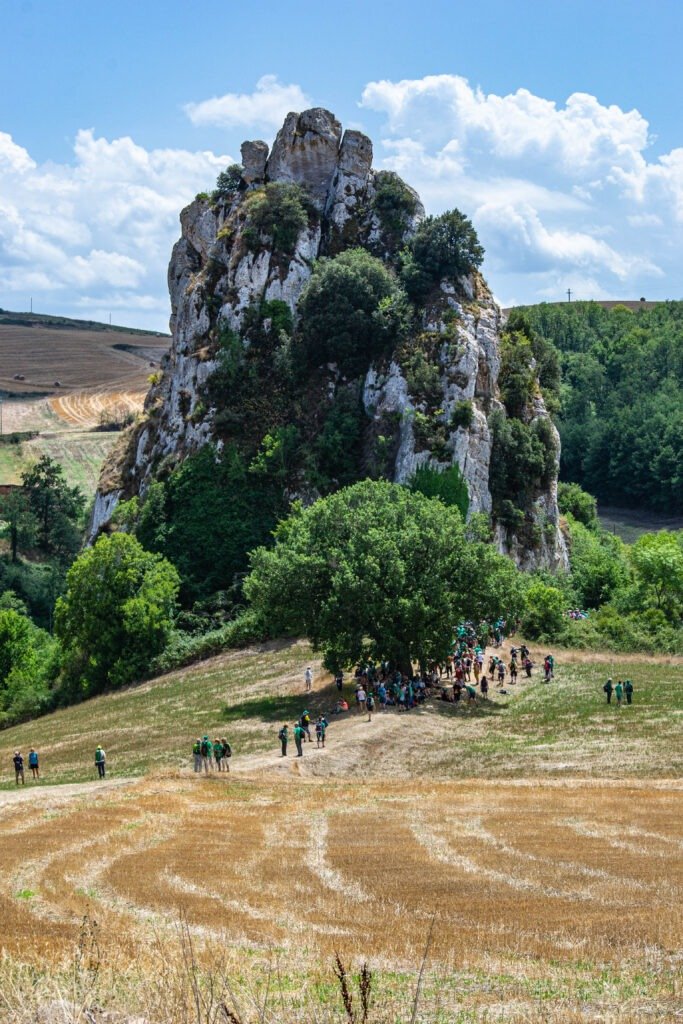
(0, 773, 681, 1022)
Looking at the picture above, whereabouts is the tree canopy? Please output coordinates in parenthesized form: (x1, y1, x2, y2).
(244, 479, 523, 673)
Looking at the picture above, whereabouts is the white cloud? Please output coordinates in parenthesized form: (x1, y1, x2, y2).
(0, 130, 231, 329)
(360, 74, 682, 304)
(184, 74, 311, 130)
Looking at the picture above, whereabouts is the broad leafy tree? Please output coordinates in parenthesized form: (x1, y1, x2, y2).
(21, 455, 85, 557)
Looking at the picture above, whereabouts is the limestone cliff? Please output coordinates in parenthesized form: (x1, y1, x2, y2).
(93, 107, 567, 574)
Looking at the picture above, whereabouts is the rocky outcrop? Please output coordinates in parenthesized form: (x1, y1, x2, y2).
(92, 107, 567, 572)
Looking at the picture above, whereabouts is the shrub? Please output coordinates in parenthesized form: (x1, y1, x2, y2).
(400, 208, 484, 301)
(298, 248, 403, 374)
(212, 164, 243, 201)
(558, 482, 598, 527)
(371, 171, 418, 246)
(409, 465, 469, 519)
(489, 411, 548, 515)
(498, 331, 536, 418)
(242, 182, 311, 256)
(522, 581, 565, 639)
(450, 399, 474, 430)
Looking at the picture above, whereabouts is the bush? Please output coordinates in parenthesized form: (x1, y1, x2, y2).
(558, 482, 598, 527)
(450, 399, 474, 430)
(521, 582, 565, 639)
(409, 464, 469, 519)
(498, 331, 536, 419)
(299, 248, 403, 374)
(489, 411, 549, 515)
(400, 208, 484, 302)
(212, 164, 243, 201)
(371, 171, 418, 246)
(149, 609, 267, 675)
(242, 182, 311, 256)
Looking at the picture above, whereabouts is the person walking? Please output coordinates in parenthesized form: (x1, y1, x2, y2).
(192, 738, 202, 773)
(300, 710, 312, 742)
(356, 685, 367, 714)
(221, 738, 231, 772)
(214, 738, 224, 771)
(603, 678, 613, 705)
(13, 751, 25, 785)
(315, 716, 327, 747)
(294, 722, 304, 757)
(305, 667, 313, 693)
(95, 745, 106, 779)
(278, 723, 288, 757)
(480, 676, 489, 698)
(625, 679, 634, 705)
(28, 748, 39, 780)
(366, 692, 375, 722)
(615, 680, 623, 707)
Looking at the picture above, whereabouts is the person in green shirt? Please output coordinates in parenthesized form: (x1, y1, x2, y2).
(615, 681, 623, 707)
(213, 738, 223, 771)
(294, 723, 304, 757)
(625, 679, 634, 705)
(192, 738, 202, 773)
(200, 736, 213, 773)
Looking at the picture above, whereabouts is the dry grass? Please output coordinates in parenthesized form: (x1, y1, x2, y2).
(0, 776, 680, 1021)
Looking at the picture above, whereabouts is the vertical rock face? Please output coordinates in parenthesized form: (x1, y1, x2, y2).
(93, 107, 567, 571)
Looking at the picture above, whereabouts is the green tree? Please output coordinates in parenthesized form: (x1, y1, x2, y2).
(0, 607, 55, 724)
(20, 455, 85, 557)
(409, 465, 469, 519)
(557, 482, 598, 528)
(243, 182, 311, 255)
(630, 531, 683, 621)
(55, 533, 180, 696)
(299, 248, 404, 374)
(521, 582, 565, 639)
(400, 209, 484, 301)
(567, 517, 629, 608)
(244, 479, 522, 673)
(212, 164, 243, 200)
(0, 489, 37, 562)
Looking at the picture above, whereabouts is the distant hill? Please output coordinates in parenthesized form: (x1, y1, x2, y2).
(502, 298, 668, 315)
(0, 308, 169, 337)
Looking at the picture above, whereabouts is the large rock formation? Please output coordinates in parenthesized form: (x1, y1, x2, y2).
(92, 107, 567, 574)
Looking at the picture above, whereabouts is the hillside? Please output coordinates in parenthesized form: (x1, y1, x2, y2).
(512, 300, 683, 513)
(0, 641, 681, 1023)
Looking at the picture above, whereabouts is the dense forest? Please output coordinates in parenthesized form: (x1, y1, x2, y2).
(513, 301, 683, 513)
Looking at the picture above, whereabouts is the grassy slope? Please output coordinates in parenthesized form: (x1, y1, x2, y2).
(1, 639, 680, 788)
(0, 431, 120, 493)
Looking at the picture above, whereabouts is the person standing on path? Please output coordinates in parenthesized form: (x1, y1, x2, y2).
(13, 751, 25, 785)
(278, 724, 288, 757)
(213, 738, 224, 772)
(305, 667, 313, 692)
(625, 679, 634, 705)
(356, 685, 367, 714)
(366, 692, 375, 722)
(201, 736, 213, 773)
(192, 738, 202, 773)
(95, 745, 106, 779)
(294, 722, 304, 757)
(615, 680, 623, 707)
(28, 748, 39, 780)
(221, 738, 231, 772)
(603, 678, 613, 704)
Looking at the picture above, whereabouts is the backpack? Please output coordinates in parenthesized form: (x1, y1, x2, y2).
(278, 728, 286, 741)
(201, 740, 209, 756)
(224, 743, 232, 757)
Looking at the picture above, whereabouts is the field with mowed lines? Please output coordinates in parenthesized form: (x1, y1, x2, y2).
(0, 641, 681, 1021)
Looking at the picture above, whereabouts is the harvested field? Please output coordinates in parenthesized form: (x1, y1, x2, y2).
(49, 388, 147, 428)
(0, 430, 121, 493)
(0, 324, 168, 399)
(0, 642, 681, 1021)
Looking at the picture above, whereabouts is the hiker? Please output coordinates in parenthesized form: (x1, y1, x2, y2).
(300, 710, 312, 742)
(603, 678, 613, 704)
(315, 716, 327, 747)
(625, 679, 634, 705)
(333, 698, 349, 713)
(547, 653, 555, 679)
(509, 658, 518, 684)
(615, 680, 623, 707)
(480, 676, 489, 698)
(305, 666, 313, 692)
(95, 745, 106, 779)
(465, 683, 477, 704)
(523, 656, 533, 678)
(28, 748, 39, 780)
(221, 738, 231, 771)
(294, 722, 304, 757)
(356, 685, 367, 714)
(366, 692, 375, 721)
(278, 724, 288, 757)
(201, 736, 213, 772)
(192, 738, 202, 773)
(214, 738, 224, 771)
(13, 751, 24, 786)
(497, 661, 505, 686)
(335, 671, 344, 692)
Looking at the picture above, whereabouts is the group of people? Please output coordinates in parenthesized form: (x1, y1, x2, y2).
(279, 711, 328, 756)
(192, 736, 232, 773)
(603, 678, 634, 706)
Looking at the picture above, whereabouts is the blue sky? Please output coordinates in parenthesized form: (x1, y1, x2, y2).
(1, 0, 682, 329)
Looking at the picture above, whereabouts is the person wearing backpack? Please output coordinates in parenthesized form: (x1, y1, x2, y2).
(28, 748, 40, 780)
(366, 692, 375, 722)
(315, 716, 327, 747)
(214, 738, 224, 771)
(95, 745, 106, 779)
(300, 711, 312, 742)
(221, 738, 231, 771)
(603, 679, 613, 705)
(278, 724, 288, 757)
(625, 679, 634, 705)
(192, 738, 202, 773)
(13, 751, 25, 785)
(200, 736, 213, 773)
(294, 722, 304, 757)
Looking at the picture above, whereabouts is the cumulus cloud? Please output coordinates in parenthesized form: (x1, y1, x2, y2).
(0, 130, 231, 329)
(184, 74, 311, 130)
(361, 74, 682, 304)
